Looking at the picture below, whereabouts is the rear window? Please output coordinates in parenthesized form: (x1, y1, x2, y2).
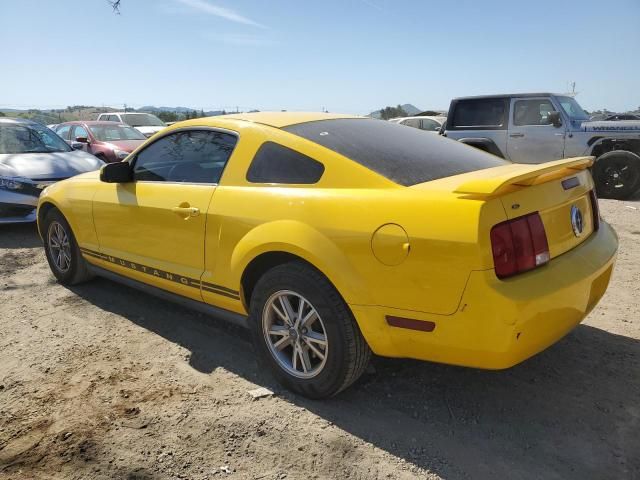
(452, 99, 507, 128)
(283, 118, 506, 186)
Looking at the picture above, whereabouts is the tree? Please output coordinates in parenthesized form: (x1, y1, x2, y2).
(379, 104, 408, 120)
(157, 111, 178, 122)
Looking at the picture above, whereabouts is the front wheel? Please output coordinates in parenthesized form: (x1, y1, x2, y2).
(42, 208, 94, 285)
(249, 261, 371, 399)
(593, 151, 640, 200)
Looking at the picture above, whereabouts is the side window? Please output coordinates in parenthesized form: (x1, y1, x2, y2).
(247, 142, 325, 184)
(452, 99, 506, 128)
(513, 99, 555, 126)
(402, 119, 420, 129)
(132, 129, 236, 183)
(420, 119, 440, 131)
(56, 125, 71, 140)
(72, 125, 89, 140)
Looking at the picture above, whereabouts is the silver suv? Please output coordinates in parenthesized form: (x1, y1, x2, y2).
(444, 93, 640, 199)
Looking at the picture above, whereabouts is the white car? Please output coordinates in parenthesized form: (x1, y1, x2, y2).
(389, 115, 446, 133)
(96, 112, 166, 138)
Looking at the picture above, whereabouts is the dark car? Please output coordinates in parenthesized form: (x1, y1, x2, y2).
(54, 121, 147, 163)
(604, 114, 640, 121)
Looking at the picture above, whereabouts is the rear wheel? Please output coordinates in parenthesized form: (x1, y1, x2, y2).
(593, 151, 640, 200)
(249, 261, 371, 398)
(43, 208, 93, 285)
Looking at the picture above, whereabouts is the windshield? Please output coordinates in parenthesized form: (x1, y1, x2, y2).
(89, 124, 147, 141)
(120, 113, 166, 127)
(0, 123, 72, 154)
(556, 96, 589, 121)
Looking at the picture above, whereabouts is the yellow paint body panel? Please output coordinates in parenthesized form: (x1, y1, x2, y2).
(37, 113, 618, 370)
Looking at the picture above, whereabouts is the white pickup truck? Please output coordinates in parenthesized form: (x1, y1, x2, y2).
(444, 93, 640, 199)
(97, 112, 167, 138)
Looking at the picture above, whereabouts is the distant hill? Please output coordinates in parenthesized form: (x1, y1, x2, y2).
(139, 106, 225, 116)
(368, 103, 421, 119)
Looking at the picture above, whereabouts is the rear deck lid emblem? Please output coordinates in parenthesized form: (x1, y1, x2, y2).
(570, 205, 584, 237)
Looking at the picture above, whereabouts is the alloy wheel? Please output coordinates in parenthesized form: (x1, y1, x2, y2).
(47, 221, 72, 273)
(262, 290, 328, 379)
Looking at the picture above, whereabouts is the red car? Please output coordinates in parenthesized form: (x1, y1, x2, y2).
(53, 121, 146, 163)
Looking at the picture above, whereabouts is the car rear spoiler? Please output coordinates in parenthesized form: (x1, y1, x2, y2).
(454, 157, 594, 197)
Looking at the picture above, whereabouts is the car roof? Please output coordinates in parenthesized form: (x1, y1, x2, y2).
(0, 117, 37, 125)
(58, 120, 128, 126)
(391, 116, 446, 121)
(219, 111, 362, 128)
(452, 93, 565, 101)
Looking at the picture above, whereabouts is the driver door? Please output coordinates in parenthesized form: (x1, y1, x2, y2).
(506, 97, 566, 164)
(91, 128, 237, 301)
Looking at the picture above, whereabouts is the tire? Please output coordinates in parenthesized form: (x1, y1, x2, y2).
(42, 208, 94, 285)
(593, 151, 640, 200)
(248, 261, 371, 399)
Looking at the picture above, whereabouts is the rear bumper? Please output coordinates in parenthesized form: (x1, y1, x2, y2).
(351, 220, 618, 369)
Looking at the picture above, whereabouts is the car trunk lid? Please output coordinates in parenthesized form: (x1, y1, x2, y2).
(453, 157, 597, 259)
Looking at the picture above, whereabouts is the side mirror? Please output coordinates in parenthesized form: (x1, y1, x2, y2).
(547, 111, 562, 128)
(75, 136, 89, 143)
(100, 161, 133, 183)
(70, 141, 84, 150)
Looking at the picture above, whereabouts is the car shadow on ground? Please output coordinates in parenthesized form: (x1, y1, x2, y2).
(67, 276, 640, 480)
(0, 223, 41, 249)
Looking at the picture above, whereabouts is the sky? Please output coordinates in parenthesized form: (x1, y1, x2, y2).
(1, 0, 639, 114)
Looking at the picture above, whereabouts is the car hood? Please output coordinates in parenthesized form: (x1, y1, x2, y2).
(103, 139, 146, 152)
(134, 126, 165, 135)
(0, 150, 104, 180)
(581, 120, 640, 133)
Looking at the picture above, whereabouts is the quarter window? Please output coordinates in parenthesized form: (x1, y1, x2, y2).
(247, 142, 325, 184)
(132, 130, 237, 183)
(513, 99, 555, 126)
(452, 99, 506, 128)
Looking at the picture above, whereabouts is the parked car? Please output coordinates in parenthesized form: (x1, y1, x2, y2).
(0, 118, 103, 223)
(389, 115, 446, 132)
(97, 112, 167, 138)
(443, 93, 640, 199)
(54, 121, 147, 162)
(604, 114, 640, 121)
(37, 112, 617, 398)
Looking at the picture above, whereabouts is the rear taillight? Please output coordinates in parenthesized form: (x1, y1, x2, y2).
(589, 189, 600, 231)
(490, 212, 550, 279)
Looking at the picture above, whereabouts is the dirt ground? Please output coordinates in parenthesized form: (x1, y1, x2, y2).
(0, 198, 638, 480)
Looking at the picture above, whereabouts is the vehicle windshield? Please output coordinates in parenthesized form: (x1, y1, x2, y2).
(0, 123, 72, 154)
(285, 118, 507, 186)
(120, 113, 166, 127)
(556, 96, 590, 121)
(89, 124, 147, 141)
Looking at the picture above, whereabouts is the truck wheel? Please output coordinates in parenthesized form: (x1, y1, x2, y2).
(248, 261, 371, 399)
(593, 151, 640, 200)
(43, 208, 94, 285)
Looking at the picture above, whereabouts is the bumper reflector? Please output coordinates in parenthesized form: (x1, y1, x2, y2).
(386, 315, 436, 332)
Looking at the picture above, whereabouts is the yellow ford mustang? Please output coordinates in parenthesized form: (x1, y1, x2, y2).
(37, 112, 618, 398)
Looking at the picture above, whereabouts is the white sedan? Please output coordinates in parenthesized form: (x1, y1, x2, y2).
(389, 115, 446, 133)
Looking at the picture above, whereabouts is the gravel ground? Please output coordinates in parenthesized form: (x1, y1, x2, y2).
(0, 198, 638, 480)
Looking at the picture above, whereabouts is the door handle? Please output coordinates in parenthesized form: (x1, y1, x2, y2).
(509, 133, 525, 138)
(172, 206, 200, 217)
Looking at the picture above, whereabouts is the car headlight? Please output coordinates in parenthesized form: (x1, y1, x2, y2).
(0, 176, 30, 191)
(113, 149, 130, 160)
